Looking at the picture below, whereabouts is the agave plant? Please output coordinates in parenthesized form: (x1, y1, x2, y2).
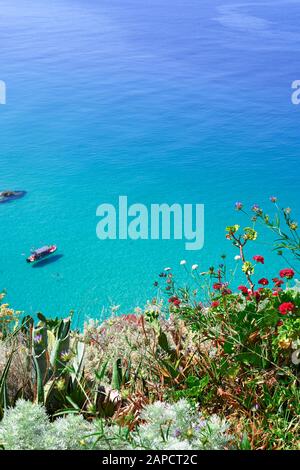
(0, 352, 14, 419)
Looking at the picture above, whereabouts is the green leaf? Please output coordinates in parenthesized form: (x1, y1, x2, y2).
(223, 341, 235, 354)
(65, 395, 81, 410)
(111, 359, 122, 390)
(158, 331, 171, 354)
(240, 433, 252, 450)
(33, 353, 45, 404)
(234, 352, 262, 367)
(37, 312, 47, 323)
(185, 375, 200, 388)
(70, 341, 85, 385)
(95, 361, 108, 382)
(157, 359, 179, 379)
(0, 351, 14, 418)
(197, 374, 210, 391)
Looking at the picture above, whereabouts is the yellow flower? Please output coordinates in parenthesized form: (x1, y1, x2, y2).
(243, 227, 258, 241)
(278, 339, 291, 350)
(55, 378, 65, 391)
(289, 222, 298, 231)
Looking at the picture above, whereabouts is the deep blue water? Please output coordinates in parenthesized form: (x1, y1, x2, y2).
(0, 0, 300, 322)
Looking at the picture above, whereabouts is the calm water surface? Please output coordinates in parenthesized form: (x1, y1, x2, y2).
(0, 0, 300, 322)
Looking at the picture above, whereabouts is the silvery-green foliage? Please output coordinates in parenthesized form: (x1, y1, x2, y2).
(132, 399, 231, 450)
(0, 401, 132, 450)
(46, 414, 97, 450)
(0, 399, 232, 450)
(195, 414, 232, 450)
(0, 401, 99, 450)
(92, 422, 133, 450)
(0, 400, 49, 450)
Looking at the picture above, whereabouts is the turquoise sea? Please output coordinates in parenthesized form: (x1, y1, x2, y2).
(1, 0, 300, 322)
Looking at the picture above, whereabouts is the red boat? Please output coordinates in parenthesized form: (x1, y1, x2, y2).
(26, 245, 57, 263)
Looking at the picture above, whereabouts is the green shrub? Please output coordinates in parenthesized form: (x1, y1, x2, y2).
(132, 399, 232, 450)
(0, 400, 49, 450)
(0, 399, 232, 450)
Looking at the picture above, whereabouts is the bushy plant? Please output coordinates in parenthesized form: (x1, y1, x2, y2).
(244, 198, 300, 267)
(0, 197, 299, 450)
(0, 336, 32, 404)
(0, 292, 22, 339)
(0, 399, 232, 450)
(132, 399, 232, 450)
(0, 400, 49, 450)
(0, 400, 100, 450)
(83, 309, 198, 395)
(150, 198, 300, 449)
(46, 414, 97, 450)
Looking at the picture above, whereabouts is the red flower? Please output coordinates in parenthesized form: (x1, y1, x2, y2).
(277, 320, 283, 327)
(238, 285, 249, 295)
(258, 278, 269, 286)
(252, 290, 261, 302)
(211, 301, 220, 308)
(213, 283, 223, 290)
(279, 268, 295, 279)
(272, 291, 279, 296)
(168, 296, 180, 305)
(222, 288, 232, 296)
(272, 277, 284, 287)
(246, 290, 261, 302)
(278, 302, 295, 315)
(253, 255, 264, 264)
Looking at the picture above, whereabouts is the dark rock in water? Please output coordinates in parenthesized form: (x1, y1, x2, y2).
(0, 190, 27, 203)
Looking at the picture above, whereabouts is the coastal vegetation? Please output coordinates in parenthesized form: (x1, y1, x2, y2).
(0, 198, 299, 450)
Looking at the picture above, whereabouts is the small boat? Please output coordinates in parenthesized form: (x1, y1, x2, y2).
(26, 245, 57, 263)
(0, 190, 26, 203)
